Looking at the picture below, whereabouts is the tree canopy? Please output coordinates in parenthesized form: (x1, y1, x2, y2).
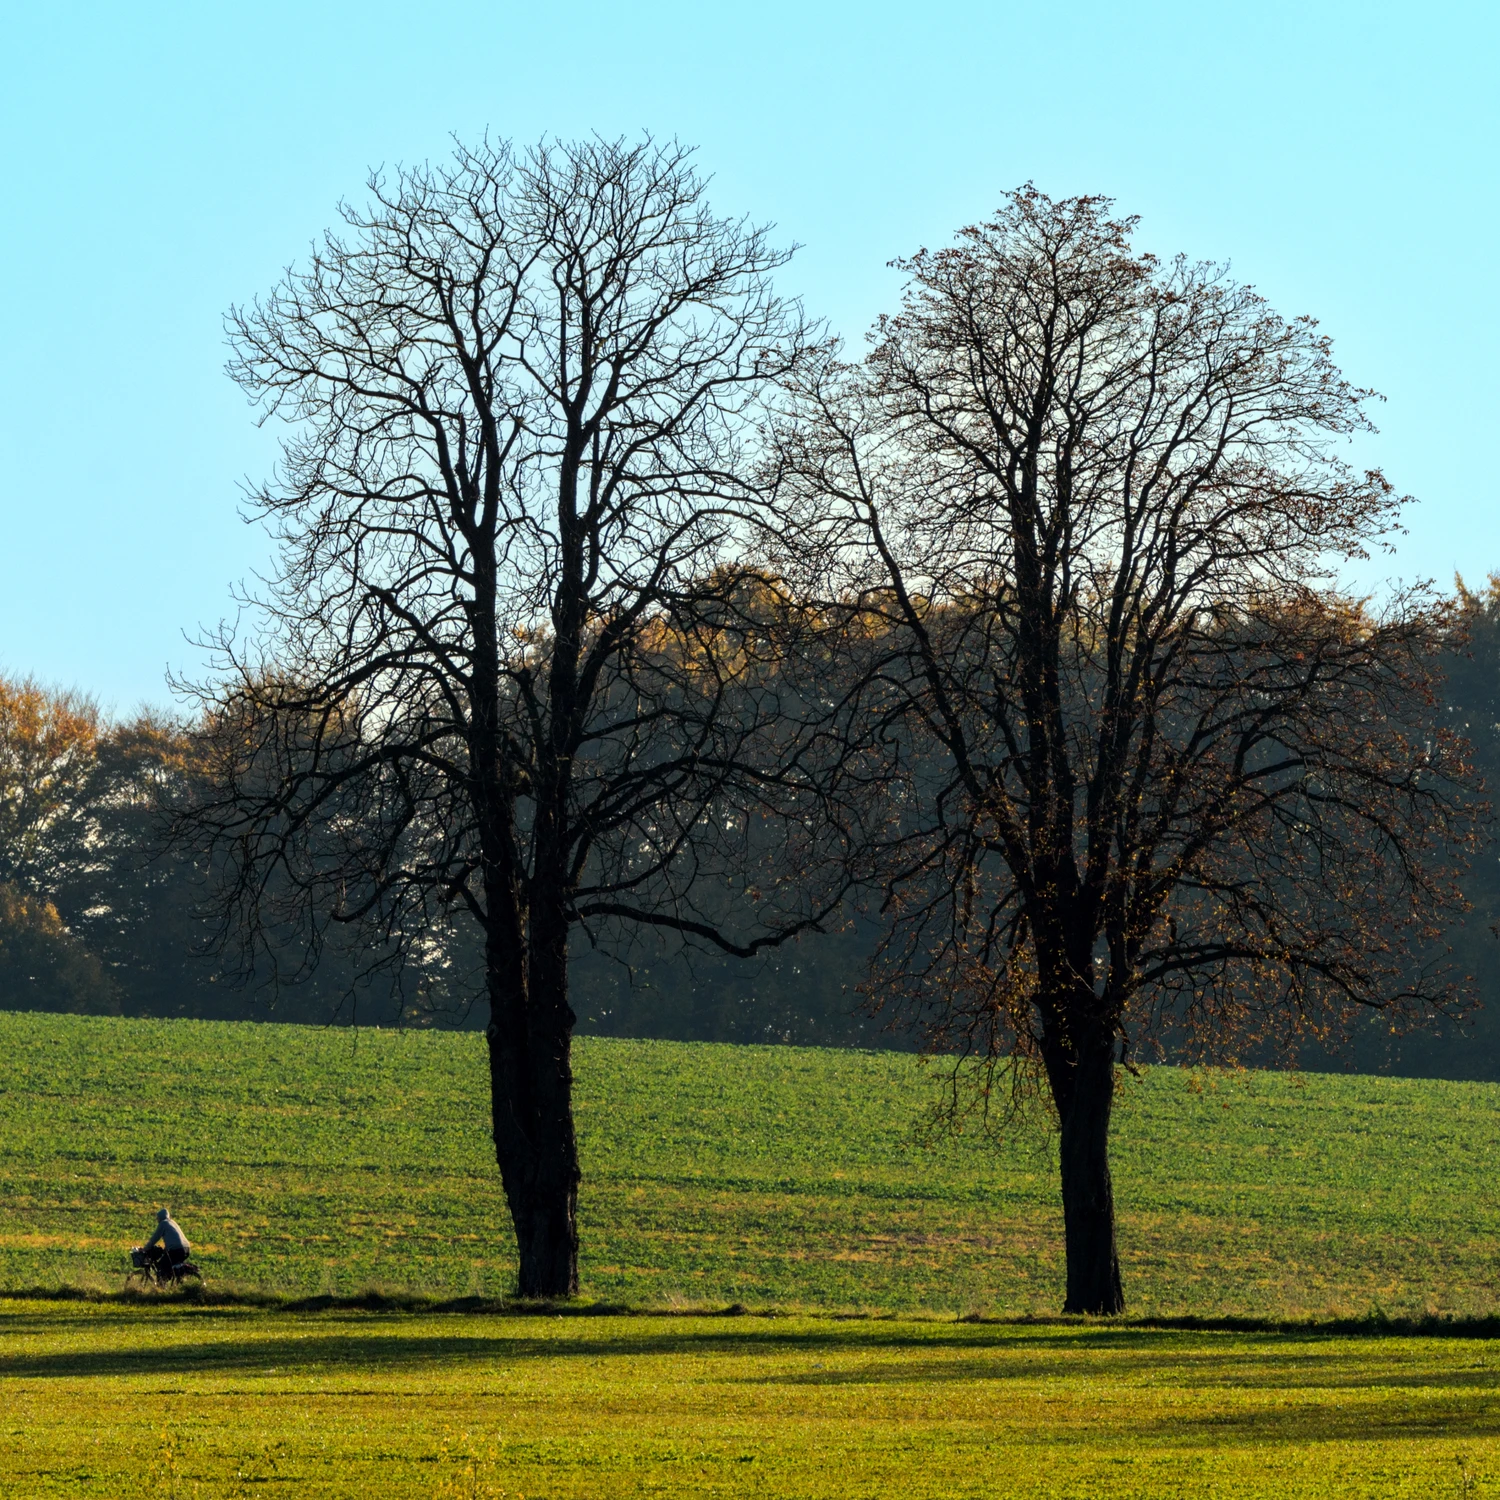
(770, 188, 1477, 1310)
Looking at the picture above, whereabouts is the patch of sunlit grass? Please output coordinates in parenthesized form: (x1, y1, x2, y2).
(2, 1303, 1498, 1497)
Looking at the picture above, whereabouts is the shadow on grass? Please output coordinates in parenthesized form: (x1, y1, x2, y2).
(6, 1313, 1500, 1389)
(6, 1285, 1500, 1344)
(0, 1323, 1037, 1380)
(5, 1325, 1499, 1450)
(762, 1348, 1500, 1393)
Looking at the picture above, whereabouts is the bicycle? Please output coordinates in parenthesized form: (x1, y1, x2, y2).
(127, 1244, 204, 1290)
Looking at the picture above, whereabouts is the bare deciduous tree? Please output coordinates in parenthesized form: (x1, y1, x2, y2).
(773, 189, 1477, 1314)
(188, 137, 856, 1297)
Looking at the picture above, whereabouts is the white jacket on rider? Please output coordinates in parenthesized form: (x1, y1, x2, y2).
(144, 1210, 189, 1255)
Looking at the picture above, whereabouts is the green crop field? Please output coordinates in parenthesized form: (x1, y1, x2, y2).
(4, 1010, 1500, 1495)
(2, 1009, 1498, 1316)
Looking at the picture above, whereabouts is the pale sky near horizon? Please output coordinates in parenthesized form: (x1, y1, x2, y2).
(2, 0, 1496, 711)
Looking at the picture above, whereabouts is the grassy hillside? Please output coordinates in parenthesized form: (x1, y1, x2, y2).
(2, 1010, 1498, 1316)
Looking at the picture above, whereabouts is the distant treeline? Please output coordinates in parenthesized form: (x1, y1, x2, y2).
(0, 672, 896, 1046)
(4, 579, 1500, 1076)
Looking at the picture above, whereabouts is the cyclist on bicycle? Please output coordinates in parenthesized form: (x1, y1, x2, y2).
(141, 1208, 191, 1276)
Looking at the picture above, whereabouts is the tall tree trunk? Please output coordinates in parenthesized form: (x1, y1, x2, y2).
(484, 880, 581, 1299)
(1045, 1017, 1124, 1315)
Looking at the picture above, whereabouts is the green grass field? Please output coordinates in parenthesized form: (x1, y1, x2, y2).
(2, 1009, 1498, 1316)
(3, 1302, 1499, 1497)
(4, 1010, 1500, 1495)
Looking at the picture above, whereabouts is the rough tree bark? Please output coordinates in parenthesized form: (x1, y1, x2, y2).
(1044, 1008, 1123, 1314)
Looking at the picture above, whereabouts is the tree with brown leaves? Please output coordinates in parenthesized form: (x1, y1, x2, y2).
(773, 189, 1478, 1314)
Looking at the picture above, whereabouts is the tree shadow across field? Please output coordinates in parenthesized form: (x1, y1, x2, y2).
(4, 1313, 1500, 1401)
(762, 1349, 1500, 1394)
(763, 1362, 1500, 1447)
(4, 1322, 1498, 1450)
(0, 1319, 1006, 1378)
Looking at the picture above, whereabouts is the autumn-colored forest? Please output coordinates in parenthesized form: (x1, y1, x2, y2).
(6, 578, 1500, 1078)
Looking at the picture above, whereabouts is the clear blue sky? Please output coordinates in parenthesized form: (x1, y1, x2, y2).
(2, 0, 1495, 710)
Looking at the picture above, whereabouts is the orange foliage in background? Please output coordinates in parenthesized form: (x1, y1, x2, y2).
(0, 674, 99, 893)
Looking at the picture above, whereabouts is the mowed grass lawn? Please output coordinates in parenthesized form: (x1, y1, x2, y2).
(4, 1302, 1500, 1498)
(2, 1010, 1498, 1316)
